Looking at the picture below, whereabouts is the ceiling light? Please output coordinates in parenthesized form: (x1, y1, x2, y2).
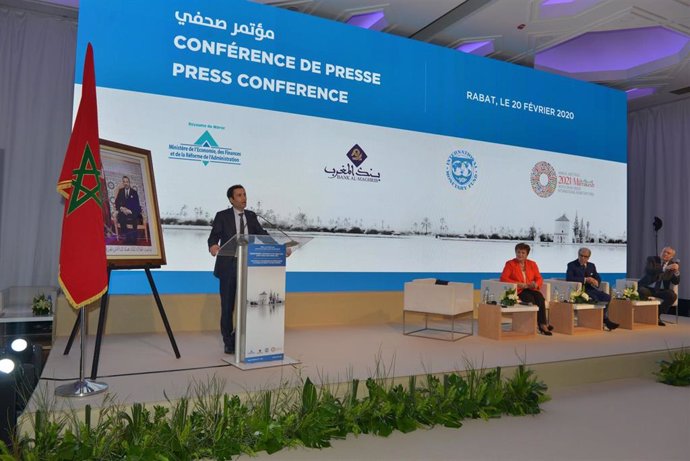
(346, 11, 387, 31)
(456, 40, 495, 57)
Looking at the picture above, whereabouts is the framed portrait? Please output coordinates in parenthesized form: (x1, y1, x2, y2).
(99, 139, 166, 267)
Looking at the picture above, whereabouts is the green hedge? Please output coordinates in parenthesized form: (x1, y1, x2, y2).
(3, 365, 549, 460)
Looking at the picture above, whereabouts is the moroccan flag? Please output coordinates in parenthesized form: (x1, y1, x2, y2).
(56, 43, 108, 308)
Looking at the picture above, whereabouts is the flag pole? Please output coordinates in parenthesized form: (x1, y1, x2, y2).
(55, 306, 108, 397)
(54, 42, 110, 397)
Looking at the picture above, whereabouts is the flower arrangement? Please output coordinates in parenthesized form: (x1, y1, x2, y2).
(500, 288, 519, 307)
(31, 293, 52, 316)
(569, 287, 594, 304)
(622, 287, 640, 301)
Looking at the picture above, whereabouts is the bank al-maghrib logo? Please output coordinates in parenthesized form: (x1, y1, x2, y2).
(446, 150, 477, 191)
(168, 129, 242, 166)
(530, 161, 557, 198)
(346, 144, 367, 167)
(324, 144, 381, 182)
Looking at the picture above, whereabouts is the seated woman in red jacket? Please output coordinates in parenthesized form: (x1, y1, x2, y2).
(500, 242, 553, 336)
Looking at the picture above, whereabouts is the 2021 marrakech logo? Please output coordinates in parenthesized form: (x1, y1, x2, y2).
(530, 161, 557, 198)
(446, 150, 477, 191)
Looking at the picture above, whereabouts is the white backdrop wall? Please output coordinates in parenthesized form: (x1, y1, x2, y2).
(0, 4, 76, 290)
(1, 3, 688, 299)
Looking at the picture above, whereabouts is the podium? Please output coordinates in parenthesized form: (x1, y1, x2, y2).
(218, 233, 311, 369)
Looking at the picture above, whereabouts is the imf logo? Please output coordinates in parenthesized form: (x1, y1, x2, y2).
(446, 150, 477, 191)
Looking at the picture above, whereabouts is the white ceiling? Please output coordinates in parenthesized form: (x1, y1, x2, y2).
(21, 0, 690, 111)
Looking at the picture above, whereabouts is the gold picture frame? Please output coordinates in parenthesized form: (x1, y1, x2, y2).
(99, 139, 166, 267)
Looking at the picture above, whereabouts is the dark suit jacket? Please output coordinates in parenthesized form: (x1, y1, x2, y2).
(566, 260, 601, 285)
(114, 187, 142, 217)
(639, 256, 680, 289)
(207, 208, 268, 277)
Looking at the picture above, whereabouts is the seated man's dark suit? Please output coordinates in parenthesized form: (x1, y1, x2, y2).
(638, 256, 679, 315)
(566, 259, 611, 304)
(114, 187, 142, 244)
(207, 208, 268, 350)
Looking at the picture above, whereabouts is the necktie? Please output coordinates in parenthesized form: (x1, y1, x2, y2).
(655, 262, 665, 289)
(239, 213, 245, 236)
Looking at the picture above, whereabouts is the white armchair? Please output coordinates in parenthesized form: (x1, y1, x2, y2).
(545, 278, 610, 302)
(403, 278, 474, 341)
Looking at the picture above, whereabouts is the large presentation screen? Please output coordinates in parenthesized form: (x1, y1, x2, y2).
(75, 0, 627, 293)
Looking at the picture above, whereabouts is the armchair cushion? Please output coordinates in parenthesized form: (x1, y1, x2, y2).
(404, 279, 474, 316)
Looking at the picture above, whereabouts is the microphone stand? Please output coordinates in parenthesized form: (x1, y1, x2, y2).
(653, 216, 663, 255)
(255, 212, 299, 248)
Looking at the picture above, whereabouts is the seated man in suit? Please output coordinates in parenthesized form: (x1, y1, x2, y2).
(114, 175, 142, 244)
(566, 247, 619, 331)
(638, 246, 680, 326)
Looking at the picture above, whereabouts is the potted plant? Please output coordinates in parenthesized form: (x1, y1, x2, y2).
(568, 287, 594, 304)
(622, 286, 640, 300)
(31, 293, 52, 316)
(500, 287, 519, 307)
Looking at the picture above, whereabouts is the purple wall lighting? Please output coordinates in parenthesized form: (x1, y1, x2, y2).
(535, 26, 690, 81)
(456, 40, 495, 57)
(626, 88, 656, 100)
(346, 11, 387, 31)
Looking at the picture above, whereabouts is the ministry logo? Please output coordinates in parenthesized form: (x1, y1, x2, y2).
(168, 128, 241, 166)
(530, 161, 557, 198)
(446, 150, 477, 191)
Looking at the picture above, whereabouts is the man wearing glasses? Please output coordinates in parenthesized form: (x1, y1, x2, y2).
(566, 247, 619, 331)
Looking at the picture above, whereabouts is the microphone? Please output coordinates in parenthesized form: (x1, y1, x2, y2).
(255, 212, 299, 248)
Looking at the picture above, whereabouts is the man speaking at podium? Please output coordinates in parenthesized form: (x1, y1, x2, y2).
(208, 184, 268, 354)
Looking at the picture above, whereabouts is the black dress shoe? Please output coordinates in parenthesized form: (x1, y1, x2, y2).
(604, 319, 619, 331)
(547, 324, 554, 331)
(224, 345, 235, 354)
(538, 325, 553, 336)
(658, 320, 666, 327)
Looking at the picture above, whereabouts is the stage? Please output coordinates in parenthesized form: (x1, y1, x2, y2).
(24, 313, 690, 417)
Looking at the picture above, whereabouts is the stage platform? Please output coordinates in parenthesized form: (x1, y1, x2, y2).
(22, 313, 690, 421)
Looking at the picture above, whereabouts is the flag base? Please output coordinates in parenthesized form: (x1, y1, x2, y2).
(55, 379, 109, 398)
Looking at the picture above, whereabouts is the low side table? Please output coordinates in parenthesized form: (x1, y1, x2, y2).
(549, 301, 603, 335)
(478, 303, 538, 340)
(608, 299, 659, 329)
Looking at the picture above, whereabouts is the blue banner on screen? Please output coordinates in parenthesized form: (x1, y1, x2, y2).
(78, 0, 627, 293)
(248, 244, 286, 267)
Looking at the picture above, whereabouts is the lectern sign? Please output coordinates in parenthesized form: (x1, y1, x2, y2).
(244, 243, 287, 363)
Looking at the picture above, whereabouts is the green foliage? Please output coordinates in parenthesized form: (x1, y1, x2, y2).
(31, 294, 52, 316)
(11, 366, 549, 460)
(655, 349, 690, 386)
